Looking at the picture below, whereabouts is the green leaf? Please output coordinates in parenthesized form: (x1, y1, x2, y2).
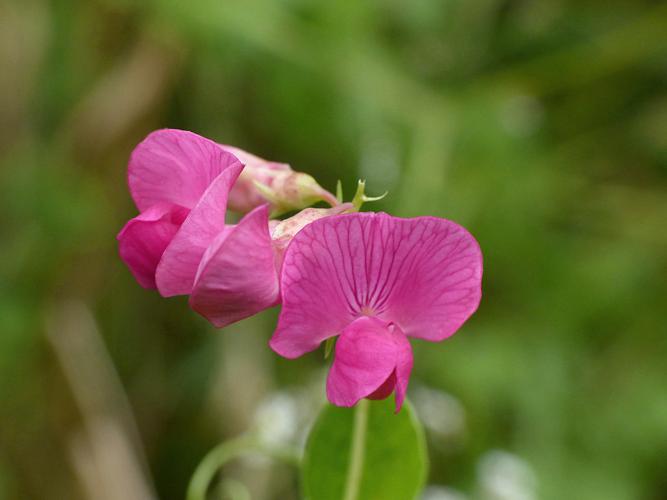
(302, 398, 427, 500)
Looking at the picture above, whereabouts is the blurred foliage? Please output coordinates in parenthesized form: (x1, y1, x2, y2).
(1, 0, 666, 499)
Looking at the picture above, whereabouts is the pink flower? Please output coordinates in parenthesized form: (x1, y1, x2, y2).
(189, 203, 352, 328)
(118, 129, 244, 293)
(118, 129, 344, 327)
(269, 212, 482, 411)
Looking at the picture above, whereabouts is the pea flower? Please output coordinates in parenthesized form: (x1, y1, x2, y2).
(269, 212, 482, 411)
(117, 129, 341, 327)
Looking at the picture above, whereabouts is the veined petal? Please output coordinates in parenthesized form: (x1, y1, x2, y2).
(379, 215, 482, 342)
(270, 212, 482, 354)
(117, 203, 188, 289)
(155, 164, 243, 296)
(189, 204, 280, 328)
(128, 129, 243, 212)
(270, 203, 354, 265)
(326, 317, 413, 411)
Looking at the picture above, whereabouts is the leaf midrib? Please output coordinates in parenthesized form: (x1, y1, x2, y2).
(342, 399, 369, 500)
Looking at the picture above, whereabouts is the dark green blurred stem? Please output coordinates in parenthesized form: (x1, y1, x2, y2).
(324, 337, 336, 359)
(186, 435, 300, 500)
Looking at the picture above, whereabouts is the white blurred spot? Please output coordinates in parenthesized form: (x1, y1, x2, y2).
(421, 485, 468, 500)
(253, 392, 300, 449)
(412, 385, 466, 440)
(477, 450, 538, 500)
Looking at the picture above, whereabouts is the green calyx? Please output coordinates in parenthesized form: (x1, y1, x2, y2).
(350, 180, 388, 211)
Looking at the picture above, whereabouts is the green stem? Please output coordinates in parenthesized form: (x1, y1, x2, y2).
(343, 399, 369, 500)
(187, 435, 299, 500)
(351, 180, 388, 211)
(218, 478, 251, 500)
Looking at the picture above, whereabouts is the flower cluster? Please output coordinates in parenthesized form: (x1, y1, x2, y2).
(119, 129, 482, 410)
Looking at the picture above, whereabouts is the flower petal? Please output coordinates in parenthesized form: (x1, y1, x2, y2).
(326, 316, 413, 410)
(189, 204, 280, 328)
(155, 164, 243, 296)
(219, 145, 284, 170)
(392, 331, 413, 411)
(117, 203, 188, 289)
(378, 215, 483, 342)
(128, 129, 243, 212)
(270, 203, 354, 266)
(270, 212, 482, 355)
(366, 372, 397, 401)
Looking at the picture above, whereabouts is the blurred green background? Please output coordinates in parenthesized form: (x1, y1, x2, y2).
(1, 0, 666, 499)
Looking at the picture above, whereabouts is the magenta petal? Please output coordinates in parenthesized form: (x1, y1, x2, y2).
(155, 164, 243, 297)
(326, 317, 413, 410)
(220, 145, 291, 175)
(367, 372, 397, 401)
(379, 216, 482, 342)
(269, 219, 360, 358)
(128, 129, 243, 212)
(190, 204, 280, 328)
(117, 203, 188, 289)
(271, 212, 482, 352)
(392, 330, 413, 411)
(364, 326, 412, 411)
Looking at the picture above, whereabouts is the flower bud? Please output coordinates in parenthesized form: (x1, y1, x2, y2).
(259, 170, 339, 216)
(221, 145, 337, 215)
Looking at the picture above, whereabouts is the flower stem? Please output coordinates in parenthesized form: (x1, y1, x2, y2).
(351, 180, 388, 211)
(186, 435, 299, 500)
(343, 399, 369, 500)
